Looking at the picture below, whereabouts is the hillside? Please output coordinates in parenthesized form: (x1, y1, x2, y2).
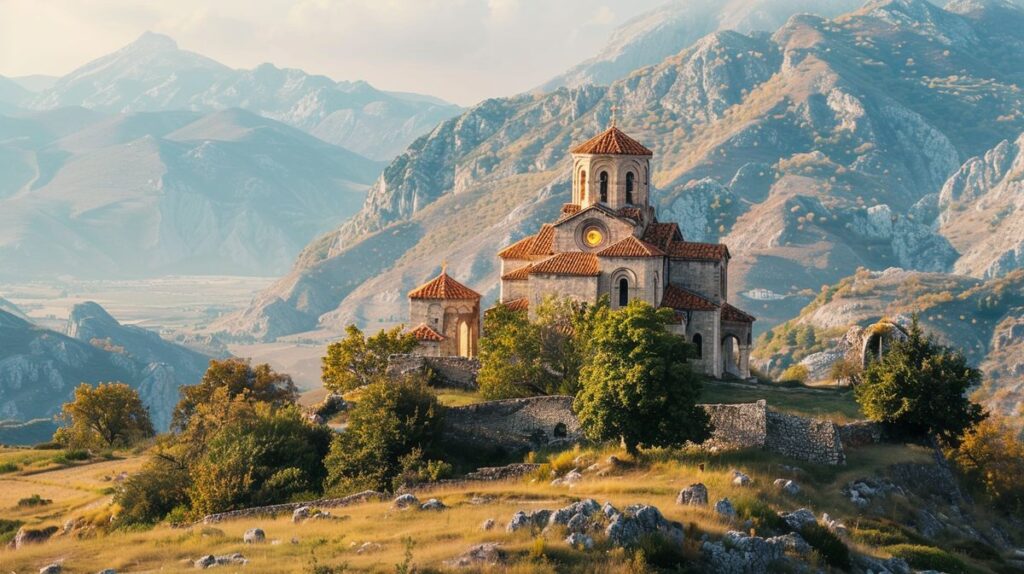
(13, 32, 460, 160)
(0, 107, 381, 279)
(218, 0, 1024, 341)
(0, 301, 214, 434)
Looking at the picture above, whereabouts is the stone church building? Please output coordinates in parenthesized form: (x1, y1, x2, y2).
(408, 124, 755, 378)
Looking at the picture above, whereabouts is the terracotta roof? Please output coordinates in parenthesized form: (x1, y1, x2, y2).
(571, 126, 653, 156)
(660, 284, 718, 311)
(531, 224, 556, 256)
(642, 222, 683, 251)
(503, 298, 529, 312)
(598, 236, 666, 258)
(667, 241, 730, 261)
(409, 323, 444, 342)
(408, 271, 481, 300)
(722, 302, 756, 323)
(497, 234, 537, 260)
(618, 207, 643, 221)
(501, 264, 532, 281)
(530, 252, 600, 276)
(561, 203, 581, 217)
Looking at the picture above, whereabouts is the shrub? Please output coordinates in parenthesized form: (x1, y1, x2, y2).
(321, 325, 417, 393)
(0, 519, 23, 545)
(799, 523, 851, 569)
(114, 457, 191, 526)
(54, 449, 90, 464)
(0, 462, 18, 474)
(733, 498, 787, 533)
(779, 364, 809, 384)
(885, 544, 968, 574)
(950, 415, 1024, 514)
(16, 494, 52, 507)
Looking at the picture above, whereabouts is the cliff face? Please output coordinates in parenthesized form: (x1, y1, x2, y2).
(219, 0, 1024, 341)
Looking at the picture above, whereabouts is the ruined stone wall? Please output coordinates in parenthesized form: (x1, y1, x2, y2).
(443, 396, 581, 452)
(700, 400, 767, 448)
(765, 411, 846, 465)
(387, 354, 479, 390)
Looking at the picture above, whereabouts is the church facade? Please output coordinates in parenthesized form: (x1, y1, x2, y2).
(408, 124, 754, 378)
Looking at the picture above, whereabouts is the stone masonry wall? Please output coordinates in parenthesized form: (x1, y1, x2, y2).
(443, 396, 581, 453)
(765, 411, 846, 465)
(701, 400, 767, 449)
(387, 354, 479, 390)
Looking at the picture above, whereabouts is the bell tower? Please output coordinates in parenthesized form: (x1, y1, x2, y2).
(570, 115, 653, 210)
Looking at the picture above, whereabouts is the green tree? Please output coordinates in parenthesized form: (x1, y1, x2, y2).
(172, 359, 298, 431)
(855, 318, 985, 446)
(477, 304, 547, 399)
(950, 414, 1024, 514)
(321, 325, 418, 393)
(113, 456, 190, 526)
(830, 357, 863, 387)
(535, 296, 601, 396)
(54, 382, 154, 450)
(574, 301, 711, 455)
(323, 375, 443, 494)
(797, 326, 816, 348)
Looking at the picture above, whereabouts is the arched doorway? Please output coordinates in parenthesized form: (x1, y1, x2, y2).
(722, 335, 742, 377)
(459, 321, 471, 357)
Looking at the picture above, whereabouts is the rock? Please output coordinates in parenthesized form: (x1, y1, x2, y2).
(715, 498, 736, 518)
(194, 555, 216, 569)
(607, 455, 625, 468)
(677, 483, 709, 506)
(194, 554, 248, 569)
(96, 570, 117, 574)
(420, 498, 447, 511)
(507, 509, 551, 533)
(481, 519, 496, 531)
(701, 530, 793, 574)
(915, 509, 945, 538)
(551, 469, 583, 486)
(773, 479, 800, 495)
(565, 532, 594, 550)
(779, 508, 816, 531)
(39, 565, 62, 574)
(731, 470, 751, 486)
(393, 493, 420, 509)
(242, 528, 265, 544)
(602, 502, 620, 518)
(464, 463, 540, 481)
(566, 512, 590, 533)
(356, 542, 383, 554)
(821, 513, 848, 537)
(292, 506, 310, 523)
(445, 543, 505, 568)
(606, 504, 683, 548)
(11, 526, 58, 549)
(549, 499, 601, 526)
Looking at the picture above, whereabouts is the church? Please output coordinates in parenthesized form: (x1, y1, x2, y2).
(406, 123, 755, 379)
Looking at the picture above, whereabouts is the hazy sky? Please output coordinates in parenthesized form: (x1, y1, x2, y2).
(0, 0, 667, 105)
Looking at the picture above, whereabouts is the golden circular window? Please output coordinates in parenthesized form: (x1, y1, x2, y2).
(583, 226, 604, 248)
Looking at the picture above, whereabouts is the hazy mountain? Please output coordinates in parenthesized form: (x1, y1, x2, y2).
(9, 74, 58, 92)
(0, 107, 382, 279)
(217, 0, 1024, 342)
(19, 32, 460, 160)
(539, 0, 864, 91)
(0, 301, 213, 433)
(0, 297, 29, 322)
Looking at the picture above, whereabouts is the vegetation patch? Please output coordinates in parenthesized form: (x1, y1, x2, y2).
(885, 544, 969, 574)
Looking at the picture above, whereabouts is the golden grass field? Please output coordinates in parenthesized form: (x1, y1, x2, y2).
(0, 442, 943, 574)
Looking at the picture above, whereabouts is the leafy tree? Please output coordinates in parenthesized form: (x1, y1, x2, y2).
(172, 359, 298, 431)
(855, 318, 985, 446)
(574, 301, 710, 455)
(785, 328, 799, 346)
(779, 363, 810, 383)
(323, 375, 443, 494)
(188, 404, 331, 515)
(830, 357, 863, 387)
(54, 382, 154, 450)
(950, 415, 1024, 514)
(797, 326, 816, 348)
(113, 456, 190, 526)
(535, 297, 601, 396)
(321, 325, 418, 393)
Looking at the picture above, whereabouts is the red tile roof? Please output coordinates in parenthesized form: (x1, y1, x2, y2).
(530, 252, 600, 276)
(660, 284, 718, 311)
(642, 222, 683, 251)
(571, 126, 653, 156)
(408, 271, 481, 300)
(501, 264, 532, 281)
(561, 203, 581, 217)
(498, 224, 556, 260)
(497, 234, 536, 260)
(721, 302, 756, 323)
(408, 323, 444, 342)
(598, 236, 666, 258)
(503, 298, 529, 312)
(667, 241, 730, 261)
(618, 207, 644, 221)
(531, 224, 556, 256)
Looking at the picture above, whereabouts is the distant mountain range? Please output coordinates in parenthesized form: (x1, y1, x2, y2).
(2, 32, 461, 161)
(0, 300, 214, 437)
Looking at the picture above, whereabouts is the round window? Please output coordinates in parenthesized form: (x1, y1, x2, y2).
(583, 226, 604, 248)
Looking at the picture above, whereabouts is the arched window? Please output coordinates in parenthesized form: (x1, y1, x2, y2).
(692, 333, 703, 359)
(747, 332, 752, 346)
(618, 277, 629, 307)
(626, 172, 635, 204)
(599, 171, 608, 203)
(578, 170, 587, 202)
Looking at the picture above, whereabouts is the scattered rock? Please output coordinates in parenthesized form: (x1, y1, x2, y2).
(39, 565, 62, 574)
(11, 526, 59, 549)
(677, 483, 709, 506)
(96, 569, 117, 574)
(393, 493, 420, 509)
(565, 532, 594, 550)
(715, 498, 736, 518)
(549, 499, 601, 527)
(731, 470, 751, 486)
(355, 542, 383, 555)
(507, 509, 552, 533)
(702, 530, 798, 574)
(242, 528, 265, 544)
(773, 479, 800, 495)
(551, 469, 583, 486)
(855, 554, 911, 574)
(194, 554, 247, 569)
(602, 502, 619, 518)
(821, 513, 848, 537)
(292, 506, 310, 523)
(481, 519, 496, 531)
(445, 543, 505, 568)
(420, 498, 447, 511)
(606, 504, 684, 548)
(779, 508, 816, 531)
(464, 464, 540, 481)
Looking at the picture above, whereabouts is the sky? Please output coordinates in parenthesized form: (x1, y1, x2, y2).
(0, 0, 667, 106)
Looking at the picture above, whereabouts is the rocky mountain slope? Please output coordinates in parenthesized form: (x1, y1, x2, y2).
(12, 32, 460, 160)
(0, 301, 214, 434)
(217, 0, 1024, 341)
(0, 107, 381, 278)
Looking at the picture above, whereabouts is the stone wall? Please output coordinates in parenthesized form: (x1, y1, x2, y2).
(701, 400, 767, 449)
(765, 411, 846, 465)
(387, 354, 479, 390)
(442, 396, 581, 453)
(201, 490, 383, 524)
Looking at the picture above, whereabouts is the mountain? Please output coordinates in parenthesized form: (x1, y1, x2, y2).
(0, 301, 214, 434)
(0, 107, 382, 278)
(18, 32, 460, 160)
(217, 0, 1024, 342)
(9, 74, 58, 92)
(539, 0, 864, 91)
(0, 297, 30, 322)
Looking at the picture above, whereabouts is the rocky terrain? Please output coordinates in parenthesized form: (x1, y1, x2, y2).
(0, 301, 215, 435)
(218, 0, 1024, 341)
(4, 32, 460, 160)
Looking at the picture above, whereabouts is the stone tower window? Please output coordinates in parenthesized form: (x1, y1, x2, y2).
(692, 333, 703, 359)
(618, 277, 629, 307)
(599, 171, 608, 203)
(626, 172, 634, 204)
(578, 170, 587, 202)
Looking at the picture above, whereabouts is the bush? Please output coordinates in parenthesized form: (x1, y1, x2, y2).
(17, 494, 52, 507)
(779, 364, 809, 383)
(114, 458, 191, 526)
(0, 462, 18, 474)
(799, 523, 851, 569)
(54, 449, 90, 464)
(885, 544, 968, 574)
(733, 498, 787, 533)
(950, 415, 1024, 514)
(0, 519, 23, 545)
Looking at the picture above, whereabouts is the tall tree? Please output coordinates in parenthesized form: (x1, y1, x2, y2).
(855, 317, 985, 446)
(172, 359, 298, 431)
(574, 301, 710, 455)
(55, 382, 154, 450)
(321, 325, 418, 393)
